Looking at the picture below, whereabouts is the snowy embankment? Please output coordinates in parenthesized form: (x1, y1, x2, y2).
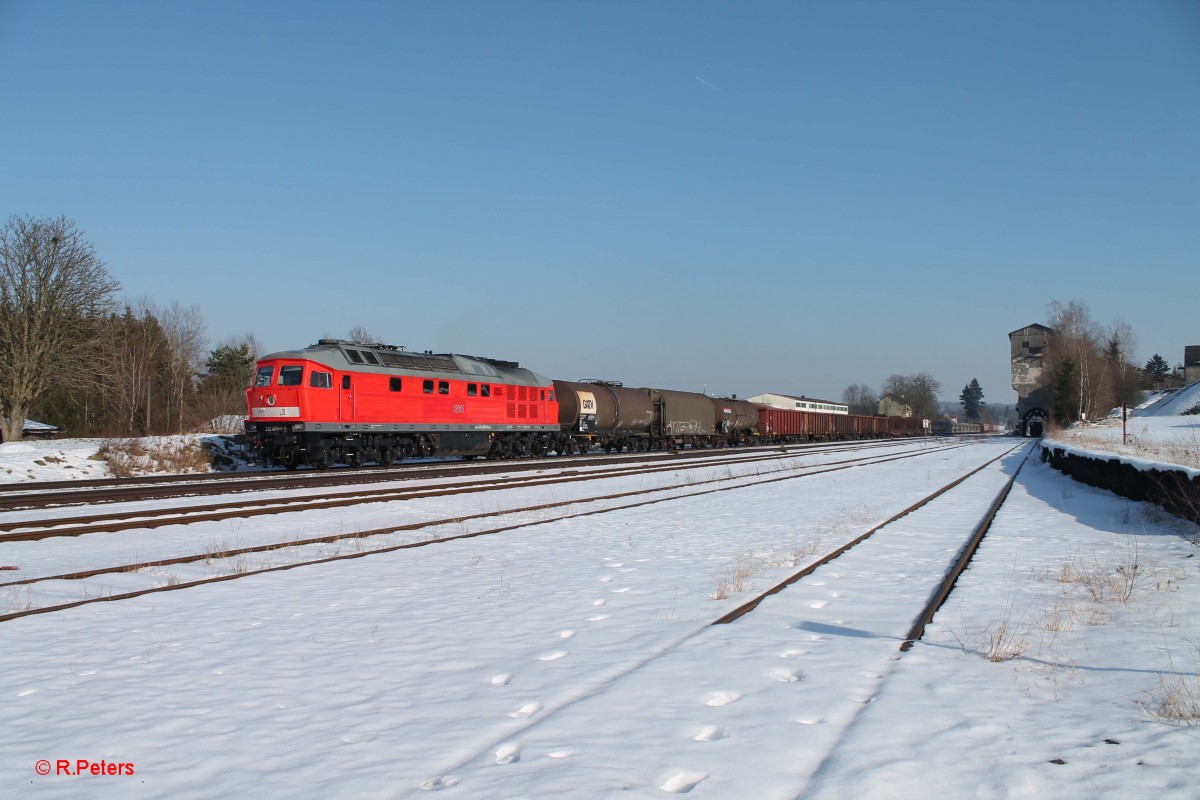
(1, 436, 1198, 798)
(1047, 382, 1200, 476)
(0, 434, 246, 484)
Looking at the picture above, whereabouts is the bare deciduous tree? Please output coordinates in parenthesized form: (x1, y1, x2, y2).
(0, 215, 119, 441)
(880, 373, 942, 420)
(348, 326, 382, 345)
(161, 301, 207, 433)
(841, 383, 879, 416)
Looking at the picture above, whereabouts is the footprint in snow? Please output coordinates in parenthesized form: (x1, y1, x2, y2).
(559, 630, 576, 639)
(599, 576, 614, 582)
(592, 599, 607, 607)
(587, 615, 609, 622)
(863, 671, 881, 679)
(610, 562, 624, 567)
(17, 688, 36, 697)
(694, 725, 726, 742)
(547, 748, 581, 759)
(611, 587, 630, 593)
(796, 717, 824, 725)
(539, 651, 567, 662)
(495, 742, 521, 764)
(660, 771, 708, 793)
(418, 775, 460, 791)
(704, 691, 742, 707)
(809, 600, 829, 609)
(780, 649, 807, 658)
(509, 702, 542, 718)
(768, 668, 802, 683)
(490, 673, 512, 686)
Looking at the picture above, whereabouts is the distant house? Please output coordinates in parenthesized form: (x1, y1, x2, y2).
(878, 396, 912, 417)
(1185, 345, 1200, 385)
(745, 393, 849, 415)
(3, 418, 61, 440)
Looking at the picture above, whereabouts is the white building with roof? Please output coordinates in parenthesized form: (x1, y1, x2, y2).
(745, 393, 848, 415)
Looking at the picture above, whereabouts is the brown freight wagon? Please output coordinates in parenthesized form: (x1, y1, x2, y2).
(648, 388, 717, 447)
(553, 379, 654, 453)
(712, 397, 759, 444)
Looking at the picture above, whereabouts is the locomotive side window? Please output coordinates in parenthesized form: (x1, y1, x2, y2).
(438, 381, 449, 395)
(423, 380, 434, 394)
(361, 351, 380, 366)
(342, 375, 351, 389)
(278, 366, 303, 386)
(346, 350, 365, 365)
(540, 389, 545, 400)
(467, 383, 477, 396)
(389, 378, 403, 392)
(310, 371, 332, 389)
(254, 366, 274, 387)
(481, 385, 491, 397)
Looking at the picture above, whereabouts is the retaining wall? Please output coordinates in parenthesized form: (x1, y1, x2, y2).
(1041, 444, 1200, 524)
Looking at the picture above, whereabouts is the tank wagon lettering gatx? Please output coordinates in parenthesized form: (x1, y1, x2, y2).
(244, 339, 963, 468)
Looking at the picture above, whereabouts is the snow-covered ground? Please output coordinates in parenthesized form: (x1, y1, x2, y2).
(1047, 382, 1200, 475)
(1, 429, 1197, 798)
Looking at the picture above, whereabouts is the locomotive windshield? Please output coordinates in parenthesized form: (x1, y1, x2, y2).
(253, 366, 273, 387)
(278, 366, 304, 386)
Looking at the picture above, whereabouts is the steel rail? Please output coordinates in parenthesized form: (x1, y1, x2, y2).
(0, 441, 979, 623)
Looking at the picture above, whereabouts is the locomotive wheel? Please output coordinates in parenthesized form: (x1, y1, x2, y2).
(378, 446, 393, 466)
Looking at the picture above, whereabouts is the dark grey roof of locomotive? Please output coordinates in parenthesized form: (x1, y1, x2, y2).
(260, 339, 551, 387)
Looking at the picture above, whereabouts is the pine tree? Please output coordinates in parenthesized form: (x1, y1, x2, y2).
(959, 378, 985, 422)
(1143, 354, 1171, 388)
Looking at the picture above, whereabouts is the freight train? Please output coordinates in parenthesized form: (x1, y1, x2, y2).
(244, 339, 943, 468)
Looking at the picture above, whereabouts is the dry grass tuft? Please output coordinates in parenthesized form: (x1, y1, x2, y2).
(99, 438, 214, 477)
(1141, 642, 1200, 725)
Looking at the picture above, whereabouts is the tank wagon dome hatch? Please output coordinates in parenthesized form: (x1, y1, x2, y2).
(257, 339, 551, 386)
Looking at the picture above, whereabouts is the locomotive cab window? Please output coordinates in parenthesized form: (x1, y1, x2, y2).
(254, 366, 274, 387)
(467, 383, 477, 396)
(438, 381, 449, 395)
(278, 366, 303, 386)
(481, 385, 491, 397)
(310, 371, 332, 389)
(389, 377, 403, 392)
(423, 380, 434, 394)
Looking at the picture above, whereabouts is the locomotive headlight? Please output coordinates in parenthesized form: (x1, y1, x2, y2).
(293, 423, 305, 431)
(266, 395, 276, 406)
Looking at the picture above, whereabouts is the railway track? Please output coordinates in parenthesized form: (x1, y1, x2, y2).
(0, 437, 935, 511)
(408, 439, 1039, 792)
(0, 439, 953, 540)
(0, 438, 982, 621)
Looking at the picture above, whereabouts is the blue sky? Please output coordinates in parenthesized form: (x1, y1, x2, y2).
(3, 1, 1197, 406)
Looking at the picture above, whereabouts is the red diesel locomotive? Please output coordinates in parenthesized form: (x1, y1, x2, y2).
(245, 339, 558, 467)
